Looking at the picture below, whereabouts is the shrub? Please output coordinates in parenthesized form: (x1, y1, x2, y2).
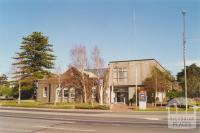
(75, 103, 110, 110)
(0, 86, 14, 97)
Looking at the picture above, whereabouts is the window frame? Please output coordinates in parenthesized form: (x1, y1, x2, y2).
(43, 87, 48, 98)
(70, 88, 75, 98)
(63, 88, 69, 98)
(113, 67, 128, 83)
(56, 88, 62, 98)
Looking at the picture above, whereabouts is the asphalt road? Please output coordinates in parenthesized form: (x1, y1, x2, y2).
(0, 107, 199, 133)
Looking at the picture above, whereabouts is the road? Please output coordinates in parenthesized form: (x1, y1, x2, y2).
(0, 107, 199, 133)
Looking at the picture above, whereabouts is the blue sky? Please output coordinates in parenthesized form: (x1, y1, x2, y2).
(0, 0, 200, 76)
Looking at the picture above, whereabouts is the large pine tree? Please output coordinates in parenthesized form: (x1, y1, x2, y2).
(13, 32, 55, 97)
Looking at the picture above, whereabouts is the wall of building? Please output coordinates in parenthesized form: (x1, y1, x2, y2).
(128, 87, 135, 100)
(109, 59, 165, 86)
(108, 59, 165, 104)
(37, 81, 57, 103)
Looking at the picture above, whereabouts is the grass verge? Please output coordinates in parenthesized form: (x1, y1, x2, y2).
(0, 100, 110, 110)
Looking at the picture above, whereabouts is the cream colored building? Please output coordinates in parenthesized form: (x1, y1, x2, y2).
(107, 59, 166, 105)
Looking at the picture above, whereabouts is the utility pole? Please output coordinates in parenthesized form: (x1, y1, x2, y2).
(182, 10, 188, 112)
(155, 72, 158, 108)
(135, 67, 138, 109)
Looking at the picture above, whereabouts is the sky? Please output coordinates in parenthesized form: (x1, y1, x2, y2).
(0, 0, 200, 77)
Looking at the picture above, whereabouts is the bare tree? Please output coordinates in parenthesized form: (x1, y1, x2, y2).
(54, 63, 63, 104)
(91, 46, 104, 104)
(69, 44, 88, 103)
(91, 46, 104, 73)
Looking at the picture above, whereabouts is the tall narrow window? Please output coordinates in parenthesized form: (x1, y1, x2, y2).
(118, 68, 124, 79)
(70, 88, 75, 98)
(123, 68, 128, 82)
(92, 86, 96, 99)
(63, 88, 69, 98)
(113, 68, 118, 82)
(43, 87, 48, 97)
(56, 88, 62, 98)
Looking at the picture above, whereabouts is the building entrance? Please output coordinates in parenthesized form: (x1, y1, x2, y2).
(114, 87, 128, 104)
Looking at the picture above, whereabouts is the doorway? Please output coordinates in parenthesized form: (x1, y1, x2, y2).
(114, 87, 128, 104)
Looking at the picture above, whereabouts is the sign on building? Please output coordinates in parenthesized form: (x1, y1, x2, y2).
(139, 90, 147, 110)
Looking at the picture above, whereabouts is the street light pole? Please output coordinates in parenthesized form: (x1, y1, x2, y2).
(182, 10, 188, 112)
(135, 67, 138, 109)
(18, 79, 21, 104)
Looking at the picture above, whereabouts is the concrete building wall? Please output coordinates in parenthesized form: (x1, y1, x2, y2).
(128, 87, 135, 100)
(109, 59, 165, 86)
(108, 59, 165, 104)
(37, 82, 49, 103)
(37, 81, 58, 103)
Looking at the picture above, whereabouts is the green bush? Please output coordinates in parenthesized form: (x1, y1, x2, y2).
(0, 100, 110, 110)
(0, 86, 14, 97)
(166, 89, 182, 101)
(75, 103, 110, 110)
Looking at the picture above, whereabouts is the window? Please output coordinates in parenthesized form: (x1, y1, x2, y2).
(70, 88, 75, 98)
(43, 87, 48, 97)
(113, 67, 128, 83)
(56, 88, 62, 98)
(118, 68, 124, 79)
(113, 68, 118, 82)
(123, 68, 128, 82)
(92, 87, 96, 99)
(63, 88, 69, 98)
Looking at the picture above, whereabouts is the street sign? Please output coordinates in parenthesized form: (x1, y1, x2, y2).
(139, 90, 147, 110)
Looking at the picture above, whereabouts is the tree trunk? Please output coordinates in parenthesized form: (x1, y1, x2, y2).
(81, 71, 87, 103)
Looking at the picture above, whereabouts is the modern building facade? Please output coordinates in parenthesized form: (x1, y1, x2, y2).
(37, 59, 166, 105)
(107, 59, 166, 105)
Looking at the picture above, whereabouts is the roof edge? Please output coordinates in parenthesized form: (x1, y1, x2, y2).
(109, 58, 155, 63)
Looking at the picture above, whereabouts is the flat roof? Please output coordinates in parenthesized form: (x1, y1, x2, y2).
(109, 58, 167, 71)
(109, 58, 155, 63)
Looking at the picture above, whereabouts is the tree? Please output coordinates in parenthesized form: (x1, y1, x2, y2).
(0, 74, 16, 97)
(69, 44, 88, 103)
(54, 63, 63, 104)
(166, 89, 181, 101)
(13, 32, 55, 99)
(91, 46, 104, 72)
(177, 64, 200, 98)
(143, 66, 175, 103)
(69, 44, 88, 70)
(91, 46, 104, 104)
(0, 85, 14, 97)
(0, 74, 8, 86)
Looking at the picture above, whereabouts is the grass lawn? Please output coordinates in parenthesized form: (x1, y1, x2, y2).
(1, 100, 199, 112)
(0, 100, 110, 110)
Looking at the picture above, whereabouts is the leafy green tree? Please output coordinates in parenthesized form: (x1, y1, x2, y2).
(0, 85, 14, 97)
(166, 89, 181, 101)
(177, 64, 200, 98)
(13, 32, 55, 98)
(0, 74, 8, 86)
(143, 66, 175, 103)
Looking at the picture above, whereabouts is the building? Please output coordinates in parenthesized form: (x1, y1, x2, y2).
(37, 59, 166, 105)
(108, 59, 166, 105)
(37, 67, 98, 103)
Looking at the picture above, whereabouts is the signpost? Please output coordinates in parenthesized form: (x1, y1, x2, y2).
(139, 90, 147, 110)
